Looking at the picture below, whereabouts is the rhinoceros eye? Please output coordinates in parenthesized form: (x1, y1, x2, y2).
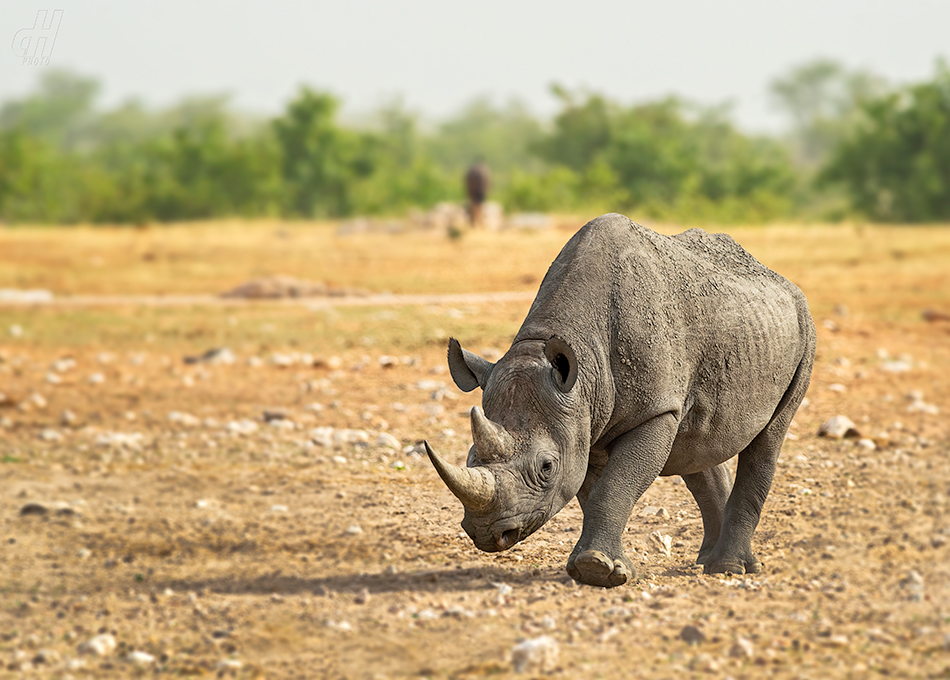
(540, 459, 554, 476)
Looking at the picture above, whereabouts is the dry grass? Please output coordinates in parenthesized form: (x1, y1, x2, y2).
(0, 218, 949, 678)
(2, 219, 949, 321)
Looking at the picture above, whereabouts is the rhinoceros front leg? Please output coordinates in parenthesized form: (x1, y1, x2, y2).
(567, 414, 677, 588)
(682, 463, 732, 566)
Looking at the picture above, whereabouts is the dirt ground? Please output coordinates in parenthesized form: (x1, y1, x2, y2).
(1, 219, 949, 678)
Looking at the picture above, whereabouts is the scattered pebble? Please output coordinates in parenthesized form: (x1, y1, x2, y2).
(690, 653, 720, 672)
(511, 636, 559, 674)
(19, 503, 49, 516)
(649, 531, 673, 557)
(77, 634, 116, 657)
(26, 393, 47, 410)
(729, 637, 754, 658)
(226, 419, 259, 436)
(900, 570, 925, 601)
(32, 648, 61, 665)
(270, 504, 288, 513)
(376, 432, 400, 449)
(817, 415, 860, 439)
(38, 428, 63, 442)
(88, 373, 105, 385)
(354, 588, 370, 605)
(680, 625, 705, 645)
(94, 431, 145, 450)
(127, 650, 155, 664)
(345, 524, 363, 535)
(216, 658, 243, 670)
(184, 347, 235, 365)
(168, 411, 200, 427)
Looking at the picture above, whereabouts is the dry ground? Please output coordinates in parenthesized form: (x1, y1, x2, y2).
(1, 219, 949, 678)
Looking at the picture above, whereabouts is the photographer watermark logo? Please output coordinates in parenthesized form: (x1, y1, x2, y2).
(11, 9, 63, 66)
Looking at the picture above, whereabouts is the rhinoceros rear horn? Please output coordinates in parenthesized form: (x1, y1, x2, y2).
(470, 406, 514, 463)
(424, 441, 495, 511)
(544, 335, 578, 392)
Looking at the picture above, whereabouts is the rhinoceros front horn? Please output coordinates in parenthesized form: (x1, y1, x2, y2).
(470, 406, 514, 463)
(424, 441, 495, 511)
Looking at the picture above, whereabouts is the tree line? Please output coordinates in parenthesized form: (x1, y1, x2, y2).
(1, 59, 948, 225)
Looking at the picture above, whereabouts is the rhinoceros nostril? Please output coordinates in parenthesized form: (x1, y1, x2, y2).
(497, 528, 521, 550)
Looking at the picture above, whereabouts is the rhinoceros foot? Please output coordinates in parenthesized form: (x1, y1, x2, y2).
(567, 549, 633, 588)
(703, 554, 762, 576)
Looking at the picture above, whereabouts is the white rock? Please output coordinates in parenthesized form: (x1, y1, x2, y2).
(378, 355, 399, 368)
(309, 426, 335, 447)
(270, 504, 288, 513)
(856, 438, 876, 451)
(649, 531, 673, 557)
(216, 659, 242, 670)
(88, 373, 105, 385)
(226, 419, 259, 436)
(78, 634, 116, 656)
(828, 383, 847, 393)
(51, 358, 76, 373)
(94, 431, 144, 450)
(9, 323, 23, 337)
(39, 428, 63, 442)
(127, 650, 155, 664)
(27, 393, 47, 409)
(60, 409, 77, 426)
(345, 524, 363, 535)
(907, 400, 939, 415)
(376, 433, 400, 449)
(881, 360, 912, 373)
(900, 570, 925, 601)
(729, 637, 754, 658)
(270, 352, 296, 367)
(817, 415, 860, 439)
(168, 411, 200, 427)
(332, 455, 347, 464)
(247, 356, 264, 368)
(268, 419, 296, 430)
(512, 636, 559, 674)
(333, 429, 369, 445)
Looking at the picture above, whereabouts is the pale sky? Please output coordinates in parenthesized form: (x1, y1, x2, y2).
(2, 0, 948, 132)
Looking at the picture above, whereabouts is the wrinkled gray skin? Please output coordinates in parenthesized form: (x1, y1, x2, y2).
(426, 213, 816, 587)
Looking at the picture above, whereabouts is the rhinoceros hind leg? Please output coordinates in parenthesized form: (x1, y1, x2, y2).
(567, 549, 633, 588)
(682, 463, 732, 565)
(701, 349, 813, 576)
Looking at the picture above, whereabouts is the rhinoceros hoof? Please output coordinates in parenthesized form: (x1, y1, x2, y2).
(703, 556, 762, 576)
(568, 550, 632, 588)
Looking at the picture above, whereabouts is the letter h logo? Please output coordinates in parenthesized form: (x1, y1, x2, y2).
(12, 9, 64, 66)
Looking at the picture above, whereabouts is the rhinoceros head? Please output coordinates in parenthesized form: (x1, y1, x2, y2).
(425, 336, 589, 553)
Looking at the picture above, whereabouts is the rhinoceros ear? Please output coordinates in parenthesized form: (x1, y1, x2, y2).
(447, 338, 494, 392)
(544, 336, 578, 393)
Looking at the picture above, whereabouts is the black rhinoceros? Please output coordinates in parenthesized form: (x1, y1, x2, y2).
(425, 213, 816, 587)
